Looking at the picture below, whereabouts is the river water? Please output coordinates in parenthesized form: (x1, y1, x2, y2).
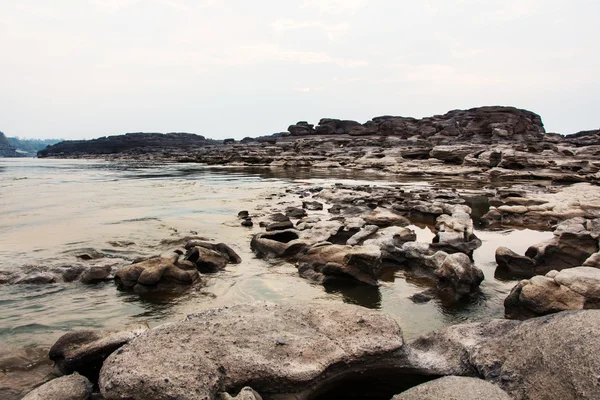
(0, 159, 551, 393)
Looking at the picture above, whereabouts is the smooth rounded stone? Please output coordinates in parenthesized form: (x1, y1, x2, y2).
(185, 246, 229, 273)
(364, 207, 410, 227)
(80, 265, 113, 284)
(99, 302, 405, 400)
(22, 373, 93, 400)
(114, 257, 199, 289)
(429, 145, 487, 164)
(265, 220, 294, 231)
(347, 225, 379, 246)
(269, 213, 291, 223)
(584, 252, 600, 267)
(220, 387, 263, 400)
(49, 324, 149, 379)
(13, 272, 57, 285)
(296, 244, 382, 286)
(237, 210, 249, 219)
(392, 376, 511, 400)
(241, 219, 253, 227)
(184, 241, 242, 264)
(495, 246, 536, 278)
(435, 253, 484, 297)
(285, 206, 307, 219)
(302, 201, 323, 211)
(250, 230, 307, 258)
(505, 267, 600, 319)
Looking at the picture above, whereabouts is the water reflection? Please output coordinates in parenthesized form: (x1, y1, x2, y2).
(324, 281, 382, 309)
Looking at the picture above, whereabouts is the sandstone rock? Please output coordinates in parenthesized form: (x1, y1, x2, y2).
(265, 221, 294, 231)
(80, 265, 113, 284)
(21, 373, 93, 400)
(392, 376, 511, 400)
(409, 310, 600, 400)
(302, 201, 323, 211)
(364, 207, 410, 227)
(296, 244, 382, 286)
(250, 230, 307, 258)
(430, 145, 486, 164)
(114, 257, 199, 291)
(505, 267, 600, 318)
(99, 302, 406, 400)
(185, 246, 229, 272)
(285, 206, 307, 219)
(49, 324, 149, 379)
(495, 246, 536, 278)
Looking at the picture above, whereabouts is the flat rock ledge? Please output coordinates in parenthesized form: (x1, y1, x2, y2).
(99, 302, 411, 400)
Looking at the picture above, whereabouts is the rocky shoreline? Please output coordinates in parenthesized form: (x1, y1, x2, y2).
(8, 106, 600, 399)
(38, 106, 600, 185)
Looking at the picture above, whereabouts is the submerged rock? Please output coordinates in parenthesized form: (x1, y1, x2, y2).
(114, 257, 199, 291)
(21, 373, 93, 400)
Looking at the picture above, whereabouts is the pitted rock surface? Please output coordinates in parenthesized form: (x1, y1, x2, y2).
(99, 302, 405, 400)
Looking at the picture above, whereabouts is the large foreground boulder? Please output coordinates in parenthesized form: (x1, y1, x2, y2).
(409, 310, 600, 400)
(504, 267, 600, 319)
(22, 373, 93, 400)
(392, 376, 511, 400)
(99, 302, 407, 400)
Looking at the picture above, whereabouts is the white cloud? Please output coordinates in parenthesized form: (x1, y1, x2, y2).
(301, 0, 368, 15)
(271, 18, 350, 41)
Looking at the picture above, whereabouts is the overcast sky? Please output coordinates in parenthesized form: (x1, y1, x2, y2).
(1, 0, 598, 140)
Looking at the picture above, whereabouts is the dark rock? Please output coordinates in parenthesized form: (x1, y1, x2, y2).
(302, 201, 323, 211)
(49, 325, 149, 380)
(80, 265, 113, 284)
(285, 207, 307, 219)
(495, 247, 536, 278)
(115, 257, 199, 290)
(266, 221, 294, 231)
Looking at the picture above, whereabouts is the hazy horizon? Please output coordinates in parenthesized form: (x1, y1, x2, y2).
(1, 0, 598, 140)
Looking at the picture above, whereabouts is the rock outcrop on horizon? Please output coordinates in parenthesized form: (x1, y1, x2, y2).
(36, 106, 600, 184)
(0, 131, 23, 157)
(38, 132, 216, 158)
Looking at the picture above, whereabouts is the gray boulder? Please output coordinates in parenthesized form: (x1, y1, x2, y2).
(392, 376, 511, 400)
(99, 302, 406, 400)
(22, 373, 93, 400)
(409, 310, 600, 400)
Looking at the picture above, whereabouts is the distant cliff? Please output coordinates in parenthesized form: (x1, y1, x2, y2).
(38, 132, 216, 158)
(0, 132, 23, 157)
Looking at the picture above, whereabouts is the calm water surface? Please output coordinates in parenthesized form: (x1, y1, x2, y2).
(0, 159, 552, 352)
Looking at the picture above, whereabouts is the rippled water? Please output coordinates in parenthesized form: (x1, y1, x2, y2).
(0, 159, 552, 355)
